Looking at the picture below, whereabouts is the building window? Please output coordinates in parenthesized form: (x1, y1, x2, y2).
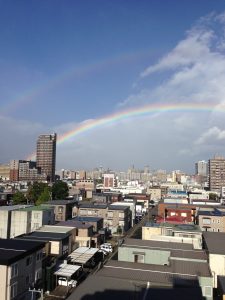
(217, 220, 220, 224)
(203, 286, 212, 297)
(119, 213, 124, 218)
(108, 212, 113, 218)
(26, 256, 33, 266)
(36, 251, 42, 262)
(25, 275, 31, 287)
(34, 213, 39, 219)
(134, 254, 145, 263)
(202, 218, 211, 225)
(35, 268, 42, 281)
(10, 282, 17, 299)
(11, 263, 18, 278)
(58, 206, 64, 213)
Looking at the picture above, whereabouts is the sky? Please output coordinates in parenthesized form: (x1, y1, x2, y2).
(1, 0, 225, 173)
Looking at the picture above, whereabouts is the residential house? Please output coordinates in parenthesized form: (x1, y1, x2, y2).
(0, 239, 45, 300)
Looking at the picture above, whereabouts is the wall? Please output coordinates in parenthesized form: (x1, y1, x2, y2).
(209, 253, 225, 288)
(0, 211, 10, 238)
(142, 226, 162, 240)
(10, 211, 31, 238)
(118, 246, 170, 265)
(0, 265, 7, 300)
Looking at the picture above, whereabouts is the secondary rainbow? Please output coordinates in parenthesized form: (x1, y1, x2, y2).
(27, 101, 225, 160)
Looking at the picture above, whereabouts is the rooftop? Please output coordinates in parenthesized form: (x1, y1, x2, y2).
(0, 239, 45, 265)
(67, 273, 203, 300)
(144, 222, 201, 233)
(18, 231, 70, 241)
(18, 205, 53, 212)
(43, 199, 77, 205)
(0, 205, 33, 211)
(79, 203, 107, 209)
(73, 216, 103, 222)
(108, 205, 129, 211)
(56, 220, 92, 229)
(203, 232, 225, 255)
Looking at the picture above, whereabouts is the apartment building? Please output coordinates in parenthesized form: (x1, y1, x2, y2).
(198, 208, 225, 232)
(142, 223, 202, 249)
(208, 156, 225, 193)
(78, 203, 131, 234)
(36, 133, 57, 182)
(42, 199, 77, 221)
(0, 239, 45, 300)
(10, 206, 55, 238)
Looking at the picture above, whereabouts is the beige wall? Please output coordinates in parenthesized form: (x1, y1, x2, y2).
(147, 188, 161, 200)
(199, 215, 225, 232)
(209, 253, 225, 288)
(0, 265, 7, 300)
(142, 226, 162, 240)
(0, 211, 10, 239)
(10, 211, 31, 238)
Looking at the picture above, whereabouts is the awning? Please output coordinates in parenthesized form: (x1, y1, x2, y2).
(54, 263, 81, 278)
(68, 247, 99, 264)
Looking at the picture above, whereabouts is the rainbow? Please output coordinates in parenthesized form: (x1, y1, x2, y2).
(27, 101, 225, 160)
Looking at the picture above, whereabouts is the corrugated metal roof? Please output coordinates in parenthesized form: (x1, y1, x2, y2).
(54, 263, 81, 277)
(68, 247, 99, 264)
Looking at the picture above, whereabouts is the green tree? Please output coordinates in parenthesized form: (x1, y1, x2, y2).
(209, 193, 218, 200)
(52, 181, 69, 200)
(36, 186, 51, 206)
(13, 191, 27, 205)
(27, 182, 50, 204)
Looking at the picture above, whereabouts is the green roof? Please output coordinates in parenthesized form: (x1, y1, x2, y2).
(17, 205, 53, 212)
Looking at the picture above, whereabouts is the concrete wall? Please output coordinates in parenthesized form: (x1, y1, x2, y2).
(0, 265, 7, 300)
(142, 226, 162, 240)
(0, 211, 10, 238)
(198, 276, 213, 300)
(209, 253, 225, 288)
(10, 211, 31, 238)
(118, 246, 170, 265)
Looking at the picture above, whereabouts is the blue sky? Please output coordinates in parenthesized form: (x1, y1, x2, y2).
(1, 0, 225, 172)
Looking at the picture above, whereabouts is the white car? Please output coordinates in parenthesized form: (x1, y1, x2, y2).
(100, 244, 113, 253)
(58, 277, 77, 287)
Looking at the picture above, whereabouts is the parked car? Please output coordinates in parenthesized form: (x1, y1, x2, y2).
(58, 277, 77, 287)
(100, 243, 113, 253)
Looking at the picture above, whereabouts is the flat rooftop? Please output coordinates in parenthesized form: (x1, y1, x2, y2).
(203, 232, 225, 255)
(0, 239, 45, 265)
(56, 221, 92, 229)
(73, 216, 103, 222)
(144, 222, 201, 233)
(67, 274, 203, 300)
(18, 231, 70, 241)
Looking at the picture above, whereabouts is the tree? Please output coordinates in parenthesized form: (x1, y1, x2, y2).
(26, 182, 50, 204)
(36, 186, 51, 206)
(209, 193, 218, 200)
(52, 181, 69, 200)
(13, 191, 27, 205)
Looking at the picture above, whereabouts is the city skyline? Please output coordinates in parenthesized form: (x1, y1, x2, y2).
(1, 1, 225, 172)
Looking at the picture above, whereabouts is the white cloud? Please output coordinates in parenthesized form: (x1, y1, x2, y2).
(195, 126, 225, 145)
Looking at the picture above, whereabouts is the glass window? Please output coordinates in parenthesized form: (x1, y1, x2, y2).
(10, 282, 17, 299)
(11, 263, 18, 278)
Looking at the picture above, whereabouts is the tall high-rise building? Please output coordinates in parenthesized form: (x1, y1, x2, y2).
(36, 133, 57, 182)
(195, 160, 208, 176)
(208, 156, 225, 193)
